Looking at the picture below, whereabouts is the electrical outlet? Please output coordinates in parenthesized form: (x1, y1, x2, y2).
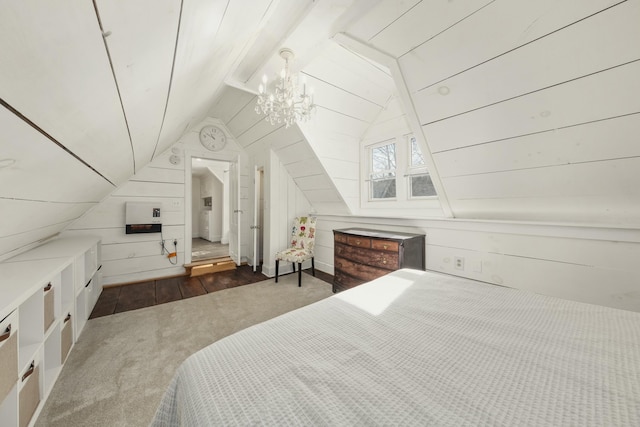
(454, 256, 464, 270)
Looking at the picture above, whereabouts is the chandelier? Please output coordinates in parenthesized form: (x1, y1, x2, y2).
(255, 48, 316, 128)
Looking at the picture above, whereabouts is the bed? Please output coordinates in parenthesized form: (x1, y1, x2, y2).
(151, 269, 640, 426)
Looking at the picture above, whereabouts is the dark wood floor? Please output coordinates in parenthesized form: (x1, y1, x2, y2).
(90, 265, 333, 319)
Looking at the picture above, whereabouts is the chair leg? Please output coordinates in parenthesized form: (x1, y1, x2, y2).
(298, 263, 302, 287)
(311, 257, 315, 277)
(292, 262, 296, 272)
(275, 259, 279, 283)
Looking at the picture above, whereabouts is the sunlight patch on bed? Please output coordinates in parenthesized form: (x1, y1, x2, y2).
(335, 276, 413, 315)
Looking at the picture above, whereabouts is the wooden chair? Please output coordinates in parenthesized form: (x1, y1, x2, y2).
(275, 216, 316, 287)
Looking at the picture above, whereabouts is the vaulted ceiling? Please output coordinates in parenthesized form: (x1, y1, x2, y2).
(1, 0, 638, 260)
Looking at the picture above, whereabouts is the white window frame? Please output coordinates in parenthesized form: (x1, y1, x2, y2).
(406, 135, 434, 200)
(360, 134, 437, 215)
(368, 139, 398, 201)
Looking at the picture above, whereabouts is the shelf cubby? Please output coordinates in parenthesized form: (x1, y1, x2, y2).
(43, 323, 62, 398)
(17, 291, 43, 372)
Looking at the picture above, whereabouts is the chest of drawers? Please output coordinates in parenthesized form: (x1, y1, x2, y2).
(333, 228, 425, 293)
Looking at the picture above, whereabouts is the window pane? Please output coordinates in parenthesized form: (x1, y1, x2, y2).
(410, 173, 436, 197)
(410, 137, 425, 167)
(371, 177, 396, 199)
(372, 143, 396, 172)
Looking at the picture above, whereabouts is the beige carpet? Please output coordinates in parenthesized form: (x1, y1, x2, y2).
(35, 274, 333, 427)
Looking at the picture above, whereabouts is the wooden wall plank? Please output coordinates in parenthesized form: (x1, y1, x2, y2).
(435, 114, 640, 177)
(275, 141, 316, 165)
(153, 0, 272, 156)
(426, 226, 640, 272)
(0, 222, 74, 261)
(370, 0, 493, 58)
(286, 158, 326, 179)
(130, 166, 185, 184)
(111, 181, 185, 198)
(0, 0, 134, 184)
(444, 157, 640, 200)
(449, 196, 640, 226)
(399, 0, 622, 93)
(412, 2, 640, 123)
(0, 200, 93, 237)
(0, 105, 114, 202)
(305, 75, 381, 123)
(207, 85, 257, 124)
(294, 174, 334, 191)
(347, 0, 421, 43)
(302, 43, 393, 106)
(95, 0, 180, 168)
(226, 95, 262, 138)
(424, 61, 640, 152)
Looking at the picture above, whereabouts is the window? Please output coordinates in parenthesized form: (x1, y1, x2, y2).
(407, 136, 436, 198)
(369, 141, 396, 199)
(364, 135, 437, 206)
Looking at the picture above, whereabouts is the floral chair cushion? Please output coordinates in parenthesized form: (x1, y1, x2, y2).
(276, 216, 316, 263)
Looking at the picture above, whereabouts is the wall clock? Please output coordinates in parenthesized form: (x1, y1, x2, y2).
(199, 125, 227, 151)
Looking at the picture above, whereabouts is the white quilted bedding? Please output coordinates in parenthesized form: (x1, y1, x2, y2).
(151, 269, 640, 426)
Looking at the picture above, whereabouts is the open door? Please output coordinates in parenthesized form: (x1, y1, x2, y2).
(228, 159, 242, 266)
(251, 166, 264, 272)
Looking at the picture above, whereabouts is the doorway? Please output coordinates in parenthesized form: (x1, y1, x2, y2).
(191, 158, 230, 261)
(252, 167, 265, 271)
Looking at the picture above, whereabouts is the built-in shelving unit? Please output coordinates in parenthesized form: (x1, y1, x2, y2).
(0, 236, 101, 427)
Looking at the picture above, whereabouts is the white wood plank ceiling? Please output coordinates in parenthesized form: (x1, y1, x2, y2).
(1, 0, 639, 260)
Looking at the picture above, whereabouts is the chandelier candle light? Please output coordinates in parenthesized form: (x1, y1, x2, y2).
(255, 48, 316, 128)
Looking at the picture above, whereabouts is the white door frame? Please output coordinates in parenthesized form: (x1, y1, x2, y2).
(184, 151, 236, 265)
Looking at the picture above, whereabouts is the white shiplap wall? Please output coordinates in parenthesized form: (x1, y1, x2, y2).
(62, 119, 247, 285)
(350, 0, 640, 227)
(314, 215, 640, 312)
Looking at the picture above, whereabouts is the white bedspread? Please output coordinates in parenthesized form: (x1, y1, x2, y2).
(151, 269, 640, 426)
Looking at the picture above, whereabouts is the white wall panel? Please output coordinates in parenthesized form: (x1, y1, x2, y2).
(0, 105, 114, 202)
(450, 196, 640, 227)
(302, 44, 393, 106)
(0, 200, 93, 237)
(153, 0, 272, 156)
(444, 157, 640, 200)
(0, 0, 134, 184)
(435, 114, 640, 178)
(0, 222, 74, 262)
(95, 0, 180, 168)
(347, 0, 421, 42)
(413, 2, 640, 124)
(424, 61, 640, 152)
(314, 215, 640, 312)
(305, 75, 381, 123)
(399, 0, 622, 92)
(370, 0, 493, 57)
(207, 86, 257, 124)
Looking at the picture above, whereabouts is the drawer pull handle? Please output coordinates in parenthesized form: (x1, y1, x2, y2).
(0, 324, 10, 343)
(383, 245, 388, 249)
(44, 282, 52, 292)
(22, 362, 35, 382)
(64, 313, 72, 323)
(354, 240, 360, 245)
(382, 259, 387, 264)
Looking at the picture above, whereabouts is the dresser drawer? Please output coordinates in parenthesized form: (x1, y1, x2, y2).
(335, 256, 390, 282)
(335, 243, 399, 270)
(371, 239, 399, 252)
(346, 235, 371, 249)
(334, 233, 348, 244)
